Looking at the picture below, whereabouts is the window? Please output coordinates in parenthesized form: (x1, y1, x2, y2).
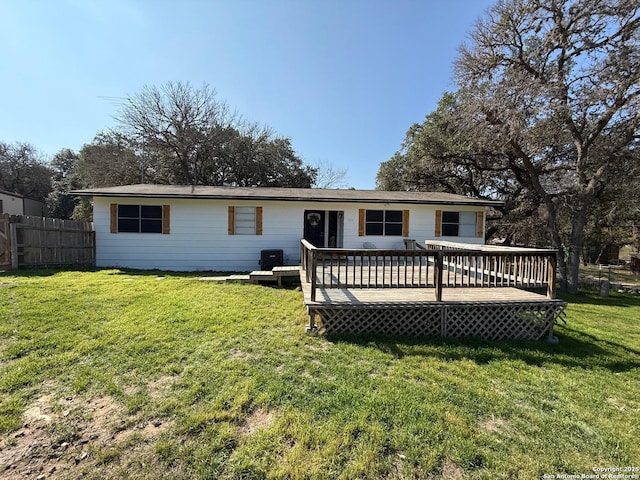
(228, 206, 262, 235)
(359, 209, 408, 236)
(436, 210, 481, 237)
(110, 204, 170, 234)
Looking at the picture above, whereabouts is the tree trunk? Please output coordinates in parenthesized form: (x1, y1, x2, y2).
(565, 207, 587, 294)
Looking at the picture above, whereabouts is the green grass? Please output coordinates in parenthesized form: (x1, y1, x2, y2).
(1, 269, 639, 479)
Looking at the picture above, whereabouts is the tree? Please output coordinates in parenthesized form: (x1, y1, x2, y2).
(377, 93, 503, 198)
(377, 92, 546, 244)
(312, 159, 349, 189)
(581, 141, 640, 262)
(208, 123, 316, 187)
(451, 0, 639, 293)
(0, 141, 52, 202)
(116, 82, 228, 185)
(47, 148, 81, 219)
(76, 131, 148, 187)
(116, 81, 315, 187)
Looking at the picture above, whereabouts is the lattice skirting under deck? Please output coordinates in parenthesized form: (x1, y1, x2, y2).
(309, 301, 567, 341)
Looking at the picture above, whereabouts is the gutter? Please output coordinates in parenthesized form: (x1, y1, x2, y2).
(71, 191, 503, 208)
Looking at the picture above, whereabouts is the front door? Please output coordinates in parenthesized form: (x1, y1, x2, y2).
(303, 210, 326, 247)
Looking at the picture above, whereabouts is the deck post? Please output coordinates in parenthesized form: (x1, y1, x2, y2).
(547, 253, 557, 299)
(440, 305, 447, 336)
(310, 250, 317, 302)
(434, 250, 443, 301)
(305, 309, 318, 335)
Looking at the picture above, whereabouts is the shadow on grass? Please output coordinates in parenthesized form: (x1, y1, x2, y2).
(559, 291, 640, 308)
(325, 290, 640, 373)
(327, 325, 640, 374)
(0, 267, 99, 278)
(0, 267, 234, 279)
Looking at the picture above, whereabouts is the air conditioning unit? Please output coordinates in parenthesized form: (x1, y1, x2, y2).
(260, 249, 284, 271)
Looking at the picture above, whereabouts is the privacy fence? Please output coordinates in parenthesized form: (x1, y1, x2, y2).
(0, 214, 95, 270)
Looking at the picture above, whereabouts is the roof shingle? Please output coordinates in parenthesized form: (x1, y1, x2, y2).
(71, 184, 503, 207)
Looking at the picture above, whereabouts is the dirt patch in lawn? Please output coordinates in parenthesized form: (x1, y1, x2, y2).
(238, 408, 275, 436)
(479, 416, 508, 433)
(0, 382, 173, 479)
(441, 459, 465, 479)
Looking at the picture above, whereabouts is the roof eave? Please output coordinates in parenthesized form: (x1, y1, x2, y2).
(71, 190, 503, 207)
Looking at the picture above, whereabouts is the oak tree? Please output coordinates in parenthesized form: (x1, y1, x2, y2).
(116, 81, 316, 187)
(0, 141, 52, 202)
(434, 0, 637, 293)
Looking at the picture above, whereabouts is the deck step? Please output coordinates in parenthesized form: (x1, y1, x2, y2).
(249, 270, 278, 282)
(272, 265, 300, 276)
(199, 276, 231, 282)
(200, 266, 300, 285)
(227, 274, 253, 283)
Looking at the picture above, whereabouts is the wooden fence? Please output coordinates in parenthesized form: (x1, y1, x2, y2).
(0, 215, 11, 270)
(0, 213, 95, 269)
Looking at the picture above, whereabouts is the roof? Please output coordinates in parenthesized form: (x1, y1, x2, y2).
(71, 184, 503, 207)
(0, 189, 24, 199)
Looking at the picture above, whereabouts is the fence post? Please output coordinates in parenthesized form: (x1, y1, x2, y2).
(10, 222, 18, 269)
(434, 250, 443, 301)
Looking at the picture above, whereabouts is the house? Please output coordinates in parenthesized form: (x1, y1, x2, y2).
(72, 184, 502, 272)
(0, 190, 47, 216)
(72, 184, 566, 342)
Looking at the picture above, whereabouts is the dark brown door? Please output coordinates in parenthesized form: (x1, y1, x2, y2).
(303, 210, 325, 247)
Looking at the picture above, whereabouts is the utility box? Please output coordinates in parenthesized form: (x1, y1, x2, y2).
(260, 249, 284, 271)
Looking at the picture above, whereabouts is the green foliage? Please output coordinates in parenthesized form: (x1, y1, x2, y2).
(1, 270, 639, 478)
(381, 0, 640, 293)
(76, 131, 145, 188)
(46, 148, 82, 219)
(0, 141, 53, 202)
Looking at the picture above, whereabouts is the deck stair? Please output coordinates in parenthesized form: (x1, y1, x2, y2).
(252, 265, 300, 285)
(201, 266, 300, 286)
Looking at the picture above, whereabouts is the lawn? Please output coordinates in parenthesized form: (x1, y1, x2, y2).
(0, 269, 639, 479)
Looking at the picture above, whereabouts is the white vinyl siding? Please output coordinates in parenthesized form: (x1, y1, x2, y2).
(93, 197, 485, 271)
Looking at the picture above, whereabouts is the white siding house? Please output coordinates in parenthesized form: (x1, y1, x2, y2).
(74, 184, 502, 272)
(0, 190, 47, 216)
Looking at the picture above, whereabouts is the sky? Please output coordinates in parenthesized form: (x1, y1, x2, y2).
(0, 0, 495, 190)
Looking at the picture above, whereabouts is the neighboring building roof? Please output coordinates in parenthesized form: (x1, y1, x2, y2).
(0, 189, 25, 199)
(71, 184, 503, 207)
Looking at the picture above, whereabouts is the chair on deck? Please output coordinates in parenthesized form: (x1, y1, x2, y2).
(403, 238, 426, 250)
(403, 239, 426, 265)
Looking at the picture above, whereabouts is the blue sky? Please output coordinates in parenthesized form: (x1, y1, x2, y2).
(1, 0, 495, 190)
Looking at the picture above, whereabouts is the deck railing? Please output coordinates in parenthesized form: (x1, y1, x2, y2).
(300, 239, 558, 302)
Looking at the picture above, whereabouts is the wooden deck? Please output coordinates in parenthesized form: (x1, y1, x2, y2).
(299, 240, 567, 341)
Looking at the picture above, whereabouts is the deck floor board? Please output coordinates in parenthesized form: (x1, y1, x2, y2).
(300, 277, 555, 306)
